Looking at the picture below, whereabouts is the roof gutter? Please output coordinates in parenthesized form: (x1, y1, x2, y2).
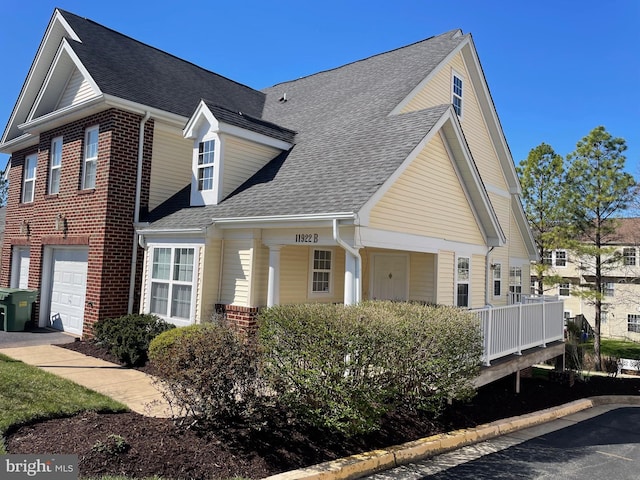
(128, 111, 151, 314)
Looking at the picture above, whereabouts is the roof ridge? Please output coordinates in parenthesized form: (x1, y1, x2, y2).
(264, 29, 466, 90)
(57, 9, 261, 97)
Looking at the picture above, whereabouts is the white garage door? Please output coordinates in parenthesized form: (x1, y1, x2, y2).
(49, 248, 89, 336)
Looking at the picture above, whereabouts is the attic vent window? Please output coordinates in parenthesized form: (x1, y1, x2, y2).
(197, 140, 215, 191)
(452, 74, 463, 116)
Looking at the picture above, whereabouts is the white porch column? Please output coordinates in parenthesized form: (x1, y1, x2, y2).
(344, 249, 361, 305)
(267, 245, 282, 307)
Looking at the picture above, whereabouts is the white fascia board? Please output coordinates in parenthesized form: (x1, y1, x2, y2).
(18, 96, 106, 134)
(0, 133, 38, 155)
(136, 227, 208, 238)
(358, 226, 490, 256)
(441, 114, 506, 246)
(27, 39, 102, 123)
(389, 38, 468, 117)
(461, 39, 520, 195)
(1, 10, 81, 145)
(213, 212, 356, 229)
(184, 101, 292, 150)
(512, 194, 539, 261)
(183, 100, 216, 138)
(103, 95, 188, 128)
(358, 111, 449, 225)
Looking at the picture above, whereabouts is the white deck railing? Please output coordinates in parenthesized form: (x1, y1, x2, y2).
(473, 298, 565, 366)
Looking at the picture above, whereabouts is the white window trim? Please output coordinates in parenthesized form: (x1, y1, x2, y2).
(191, 132, 222, 206)
(145, 244, 200, 326)
(554, 250, 567, 268)
(451, 69, 464, 118)
(456, 255, 470, 307)
(82, 125, 99, 190)
(628, 314, 640, 333)
(22, 153, 37, 203)
(49, 136, 62, 194)
(308, 248, 334, 297)
(559, 282, 570, 297)
(492, 262, 502, 298)
(623, 247, 637, 266)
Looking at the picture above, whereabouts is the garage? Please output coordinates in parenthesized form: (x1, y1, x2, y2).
(46, 248, 89, 336)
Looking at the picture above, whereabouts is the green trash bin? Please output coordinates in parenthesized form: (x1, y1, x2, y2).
(0, 288, 39, 332)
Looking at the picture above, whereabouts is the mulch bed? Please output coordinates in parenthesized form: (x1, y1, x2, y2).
(5, 341, 640, 479)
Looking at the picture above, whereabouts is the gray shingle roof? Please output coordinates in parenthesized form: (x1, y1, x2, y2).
(203, 102, 296, 144)
(106, 28, 467, 229)
(59, 10, 265, 119)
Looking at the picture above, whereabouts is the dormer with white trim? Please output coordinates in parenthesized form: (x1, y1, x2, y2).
(183, 100, 295, 206)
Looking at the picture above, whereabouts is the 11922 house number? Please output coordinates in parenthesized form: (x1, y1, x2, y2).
(295, 233, 319, 243)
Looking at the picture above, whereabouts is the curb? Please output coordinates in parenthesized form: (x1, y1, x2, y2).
(263, 396, 640, 480)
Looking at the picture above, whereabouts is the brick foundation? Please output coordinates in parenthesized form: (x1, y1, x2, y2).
(215, 304, 260, 335)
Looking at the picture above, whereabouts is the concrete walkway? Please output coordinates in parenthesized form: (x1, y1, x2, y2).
(0, 344, 171, 418)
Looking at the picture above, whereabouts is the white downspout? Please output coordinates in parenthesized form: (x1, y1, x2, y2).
(485, 246, 495, 306)
(333, 218, 362, 303)
(128, 111, 151, 314)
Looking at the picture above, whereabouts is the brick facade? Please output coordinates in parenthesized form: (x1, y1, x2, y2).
(0, 108, 154, 337)
(215, 304, 260, 334)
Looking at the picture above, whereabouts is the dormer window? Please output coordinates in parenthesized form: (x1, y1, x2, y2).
(452, 72, 463, 117)
(197, 140, 215, 191)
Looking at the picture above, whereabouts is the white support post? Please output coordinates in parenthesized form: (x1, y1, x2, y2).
(517, 303, 523, 355)
(344, 250, 357, 305)
(267, 245, 282, 308)
(484, 308, 492, 366)
(542, 302, 547, 347)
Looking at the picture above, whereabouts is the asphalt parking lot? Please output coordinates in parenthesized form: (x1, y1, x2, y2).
(367, 404, 640, 479)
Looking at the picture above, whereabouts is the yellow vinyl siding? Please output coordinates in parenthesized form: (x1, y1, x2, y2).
(200, 238, 222, 321)
(369, 133, 484, 245)
(400, 52, 508, 191)
(472, 254, 485, 307)
(57, 68, 96, 109)
(252, 241, 269, 307)
(222, 136, 281, 198)
(508, 210, 530, 261)
(436, 250, 455, 306)
(149, 126, 192, 211)
(409, 252, 436, 303)
(220, 239, 253, 306)
(139, 248, 150, 314)
(279, 246, 345, 304)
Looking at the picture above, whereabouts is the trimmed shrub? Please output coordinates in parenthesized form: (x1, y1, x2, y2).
(149, 323, 264, 428)
(93, 314, 175, 367)
(258, 301, 482, 436)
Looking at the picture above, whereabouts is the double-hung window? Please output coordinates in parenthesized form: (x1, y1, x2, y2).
(311, 249, 332, 294)
(555, 250, 567, 267)
(82, 126, 99, 189)
(452, 73, 463, 116)
(197, 140, 215, 191)
(559, 282, 570, 297)
(603, 282, 614, 297)
(22, 154, 37, 203)
(628, 314, 640, 333)
(624, 247, 636, 266)
(492, 263, 501, 297)
(49, 136, 62, 194)
(150, 247, 195, 321)
(456, 256, 470, 307)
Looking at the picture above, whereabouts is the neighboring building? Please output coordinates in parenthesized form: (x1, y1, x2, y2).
(538, 218, 640, 340)
(0, 9, 537, 337)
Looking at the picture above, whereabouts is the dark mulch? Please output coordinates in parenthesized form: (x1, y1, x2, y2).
(6, 341, 640, 480)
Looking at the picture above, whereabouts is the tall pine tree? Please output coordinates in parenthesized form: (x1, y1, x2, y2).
(564, 126, 635, 371)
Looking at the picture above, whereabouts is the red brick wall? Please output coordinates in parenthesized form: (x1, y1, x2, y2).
(215, 304, 260, 334)
(0, 108, 154, 337)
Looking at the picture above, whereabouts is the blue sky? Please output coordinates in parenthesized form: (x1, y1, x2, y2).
(1, 0, 638, 178)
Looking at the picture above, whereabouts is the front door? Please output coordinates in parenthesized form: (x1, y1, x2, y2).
(10, 247, 30, 289)
(371, 254, 408, 301)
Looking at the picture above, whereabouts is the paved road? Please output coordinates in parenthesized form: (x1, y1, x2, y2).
(0, 327, 76, 348)
(366, 404, 640, 479)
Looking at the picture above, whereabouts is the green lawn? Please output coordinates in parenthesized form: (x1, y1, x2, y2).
(0, 353, 127, 454)
(583, 338, 640, 359)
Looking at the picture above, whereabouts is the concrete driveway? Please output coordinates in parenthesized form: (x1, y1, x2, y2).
(0, 327, 77, 348)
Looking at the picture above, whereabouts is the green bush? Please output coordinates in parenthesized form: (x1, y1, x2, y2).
(149, 323, 264, 428)
(93, 314, 175, 367)
(258, 301, 482, 436)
